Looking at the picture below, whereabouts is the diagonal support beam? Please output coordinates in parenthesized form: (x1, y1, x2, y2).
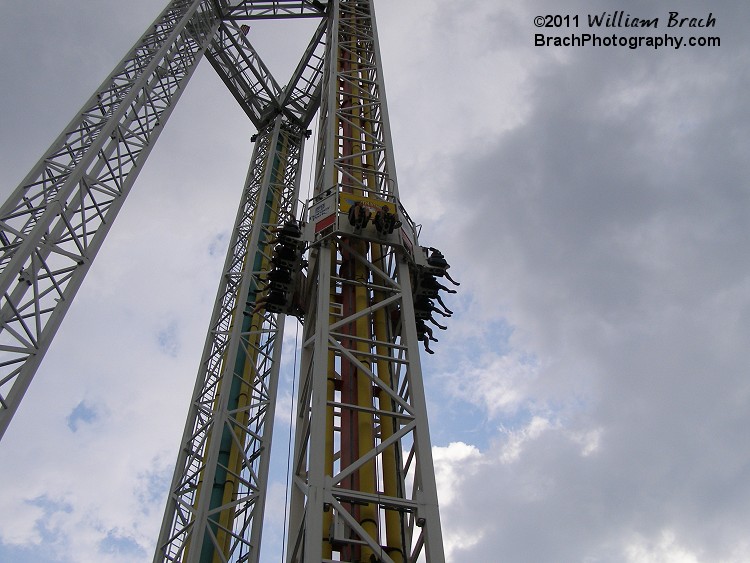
(0, 0, 222, 441)
(206, 20, 282, 126)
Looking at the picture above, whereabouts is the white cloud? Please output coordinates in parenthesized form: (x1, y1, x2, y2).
(498, 415, 555, 464)
(2, 0, 750, 562)
(432, 442, 486, 560)
(625, 530, 703, 563)
(433, 441, 482, 506)
(443, 351, 540, 419)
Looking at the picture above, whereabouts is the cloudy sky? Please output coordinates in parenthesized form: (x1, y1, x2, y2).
(1, 0, 749, 562)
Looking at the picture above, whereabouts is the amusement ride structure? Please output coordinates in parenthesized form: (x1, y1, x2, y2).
(0, 1, 456, 561)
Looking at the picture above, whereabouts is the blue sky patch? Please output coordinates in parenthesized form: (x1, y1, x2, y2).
(157, 321, 180, 357)
(98, 529, 147, 558)
(66, 401, 98, 432)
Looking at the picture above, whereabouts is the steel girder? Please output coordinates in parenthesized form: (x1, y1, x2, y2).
(207, 21, 284, 126)
(280, 17, 328, 127)
(286, 1, 445, 561)
(155, 6, 327, 561)
(206, 16, 327, 128)
(0, 0, 221, 440)
(224, 1, 330, 20)
(0, 0, 446, 561)
(154, 116, 307, 562)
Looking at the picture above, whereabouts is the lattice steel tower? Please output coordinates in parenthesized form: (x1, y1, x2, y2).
(0, 1, 448, 561)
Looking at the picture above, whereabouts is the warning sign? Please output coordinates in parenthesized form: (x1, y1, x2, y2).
(309, 195, 337, 233)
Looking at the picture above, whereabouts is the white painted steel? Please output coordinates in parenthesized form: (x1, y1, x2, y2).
(286, 1, 445, 561)
(0, 0, 221, 440)
(0, 1, 445, 560)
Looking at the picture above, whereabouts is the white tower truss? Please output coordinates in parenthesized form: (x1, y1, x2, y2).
(0, 1, 447, 562)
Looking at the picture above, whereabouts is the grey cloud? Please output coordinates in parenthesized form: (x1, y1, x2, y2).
(427, 3, 750, 561)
